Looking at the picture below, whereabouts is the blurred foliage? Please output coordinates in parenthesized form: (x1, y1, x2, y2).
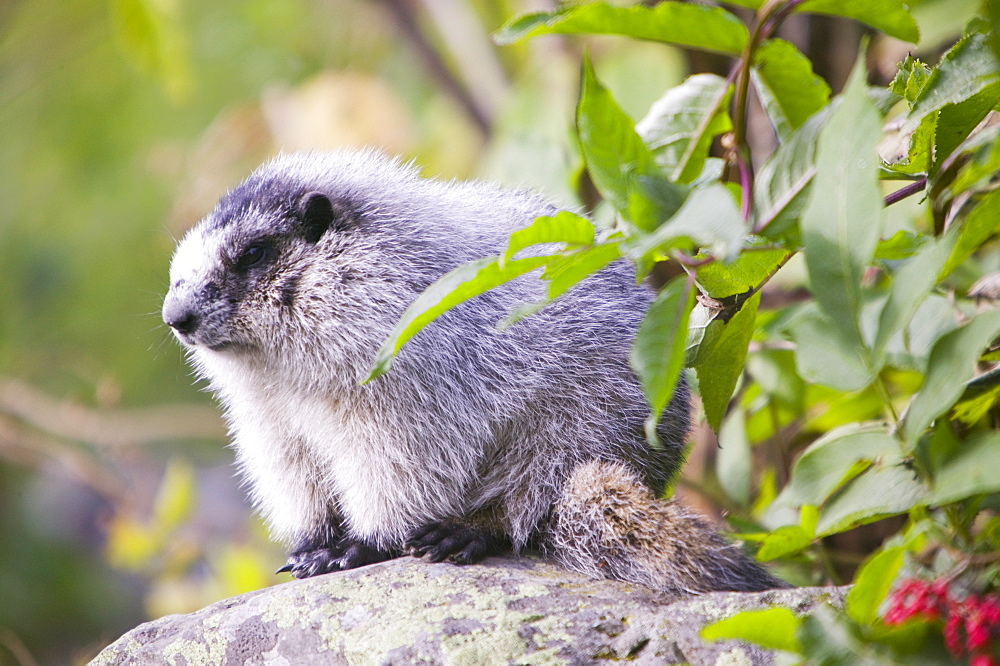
(0, 0, 993, 664)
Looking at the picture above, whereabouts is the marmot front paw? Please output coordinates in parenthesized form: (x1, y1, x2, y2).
(278, 539, 397, 578)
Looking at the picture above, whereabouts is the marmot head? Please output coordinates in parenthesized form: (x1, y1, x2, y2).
(162, 150, 434, 374)
(163, 185, 343, 349)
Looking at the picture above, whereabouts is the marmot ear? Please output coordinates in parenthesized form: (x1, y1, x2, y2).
(298, 192, 335, 244)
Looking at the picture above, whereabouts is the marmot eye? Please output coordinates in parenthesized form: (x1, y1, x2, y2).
(235, 243, 269, 270)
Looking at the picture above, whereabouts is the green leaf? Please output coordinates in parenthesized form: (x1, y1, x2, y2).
(874, 231, 926, 261)
(685, 303, 725, 367)
(881, 295, 958, 373)
(910, 32, 1000, 121)
(847, 546, 905, 625)
(702, 608, 802, 652)
(630, 276, 696, 443)
(495, 1, 749, 55)
(628, 184, 746, 262)
(953, 382, 1000, 426)
(795, 0, 920, 43)
(772, 424, 900, 512)
(882, 112, 936, 176)
(366, 255, 550, 380)
(889, 55, 932, 104)
(817, 463, 928, 536)
(695, 248, 790, 299)
(987, 0, 1000, 62)
(800, 57, 883, 356)
(696, 292, 760, 432)
(790, 307, 877, 391)
(757, 525, 813, 561)
(901, 309, 1000, 442)
(752, 39, 831, 142)
(746, 349, 805, 411)
(636, 74, 733, 183)
(717, 408, 751, 505)
(940, 188, 1000, 278)
(753, 105, 830, 238)
(543, 242, 622, 299)
(874, 231, 958, 357)
(929, 432, 1000, 505)
(758, 505, 818, 560)
(933, 86, 1000, 173)
(502, 211, 595, 266)
(576, 59, 685, 231)
(947, 123, 1000, 195)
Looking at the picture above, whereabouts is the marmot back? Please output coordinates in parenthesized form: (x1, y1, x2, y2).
(163, 149, 781, 593)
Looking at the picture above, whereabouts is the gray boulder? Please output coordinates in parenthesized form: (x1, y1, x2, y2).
(91, 557, 843, 665)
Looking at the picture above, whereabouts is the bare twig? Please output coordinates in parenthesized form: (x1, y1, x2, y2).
(0, 377, 226, 449)
(376, 0, 493, 136)
(884, 177, 927, 206)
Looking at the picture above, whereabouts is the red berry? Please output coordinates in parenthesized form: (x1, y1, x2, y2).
(970, 654, 998, 666)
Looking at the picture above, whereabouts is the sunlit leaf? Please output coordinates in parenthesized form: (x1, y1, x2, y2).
(628, 184, 746, 261)
(929, 432, 1000, 505)
(758, 505, 818, 560)
(543, 242, 622, 298)
(495, 1, 749, 55)
(772, 424, 899, 512)
(752, 39, 831, 142)
(800, 57, 882, 358)
(576, 59, 686, 231)
(874, 231, 926, 261)
(882, 112, 936, 176)
(636, 74, 733, 182)
(696, 292, 760, 432)
(889, 55, 932, 104)
(790, 307, 877, 391)
(630, 276, 696, 443)
(702, 608, 802, 652)
(502, 211, 596, 266)
(695, 248, 790, 298)
(795, 0, 920, 43)
(846, 546, 905, 625)
(817, 464, 928, 536)
(901, 309, 1000, 442)
(753, 105, 829, 238)
(909, 32, 1000, 121)
(874, 231, 957, 357)
(366, 255, 550, 380)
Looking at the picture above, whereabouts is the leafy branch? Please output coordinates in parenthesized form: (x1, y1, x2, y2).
(368, 3, 1000, 659)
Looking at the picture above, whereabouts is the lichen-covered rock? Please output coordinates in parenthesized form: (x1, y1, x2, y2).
(90, 557, 844, 665)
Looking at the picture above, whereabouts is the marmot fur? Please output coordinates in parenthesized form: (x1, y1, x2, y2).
(162, 149, 781, 594)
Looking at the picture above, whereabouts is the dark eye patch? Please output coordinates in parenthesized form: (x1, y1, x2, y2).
(234, 242, 271, 271)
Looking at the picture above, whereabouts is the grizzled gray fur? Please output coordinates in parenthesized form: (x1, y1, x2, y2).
(162, 149, 781, 592)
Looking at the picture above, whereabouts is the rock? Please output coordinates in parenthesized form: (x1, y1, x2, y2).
(90, 557, 844, 665)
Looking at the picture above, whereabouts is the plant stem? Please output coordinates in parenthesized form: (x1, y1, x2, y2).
(728, 0, 806, 222)
(884, 177, 927, 207)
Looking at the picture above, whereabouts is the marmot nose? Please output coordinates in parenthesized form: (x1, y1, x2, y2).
(167, 312, 200, 335)
(163, 298, 200, 335)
